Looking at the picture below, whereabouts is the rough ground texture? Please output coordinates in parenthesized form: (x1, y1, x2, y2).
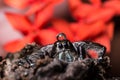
(0, 43, 118, 80)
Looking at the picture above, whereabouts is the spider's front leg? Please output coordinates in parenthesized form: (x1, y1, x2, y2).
(16, 45, 54, 68)
(74, 41, 106, 60)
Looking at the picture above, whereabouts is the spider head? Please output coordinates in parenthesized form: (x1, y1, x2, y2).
(51, 33, 77, 62)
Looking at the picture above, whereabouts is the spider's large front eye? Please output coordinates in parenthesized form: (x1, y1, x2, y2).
(63, 42, 68, 48)
(58, 43, 63, 49)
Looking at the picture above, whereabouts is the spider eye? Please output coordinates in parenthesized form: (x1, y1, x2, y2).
(58, 43, 63, 49)
(63, 42, 68, 48)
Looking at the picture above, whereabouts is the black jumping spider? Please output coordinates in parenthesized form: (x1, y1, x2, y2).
(39, 33, 106, 62)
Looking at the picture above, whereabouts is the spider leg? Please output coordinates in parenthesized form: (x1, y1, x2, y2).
(83, 41, 106, 59)
(73, 42, 87, 60)
(39, 44, 53, 58)
(73, 41, 106, 60)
